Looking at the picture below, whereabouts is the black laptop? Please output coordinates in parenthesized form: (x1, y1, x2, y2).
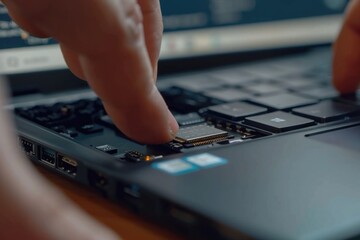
(3, 1, 360, 239)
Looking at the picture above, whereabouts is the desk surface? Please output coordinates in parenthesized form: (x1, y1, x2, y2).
(37, 167, 182, 240)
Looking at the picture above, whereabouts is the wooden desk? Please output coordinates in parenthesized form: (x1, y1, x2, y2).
(37, 167, 183, 240)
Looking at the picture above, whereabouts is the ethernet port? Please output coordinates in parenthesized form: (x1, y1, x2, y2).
(57, 154, 78, 176)
(40, 147, 56, 167)
(20, 137, 36, 157)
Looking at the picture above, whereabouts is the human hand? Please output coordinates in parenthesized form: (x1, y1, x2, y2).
(333, 0, 360, 93)
(0, 80, 119, 240)
(2, 0, 179, 144)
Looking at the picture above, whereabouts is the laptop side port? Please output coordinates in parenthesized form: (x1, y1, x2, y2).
(168, 206, 198, 226)
(39, 146, 56, 167)
(88, 170, 109, 196)
(19, 137, 36, 157)
(117, 182, 143, 212)
(57, 154, 78, 176)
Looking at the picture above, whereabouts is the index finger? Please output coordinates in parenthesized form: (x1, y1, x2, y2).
(333, 0, 360, 93)
(3, 0, 178, 143)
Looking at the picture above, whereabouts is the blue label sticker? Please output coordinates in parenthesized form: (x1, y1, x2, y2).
(152, 159, 199, 175)
(185, 153, 227, 168)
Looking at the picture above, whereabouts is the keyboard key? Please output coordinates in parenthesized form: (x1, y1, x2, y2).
(64, 129, 78, 137)
(53, 126, 79, 138)
(96, 144, 118, 154)
(338, 92, 360, 105)
(77, 124, 103, 134)
(244, 111, 315, 133)
(280, 77, 319, 90)
(209, 69, 258, 86)
(248, 93, 318, 110)
(297, 86, 339, 100)
(292, 101, 360, 123)
(243, 83, 284, 96)
(172, 75, 224, 92)
(242, 63, 293, 79)
(175, 113, 205, 126)
(169, 93, 212, 113)
(207, 102, 267, 121)
(203, 88, 252, 102)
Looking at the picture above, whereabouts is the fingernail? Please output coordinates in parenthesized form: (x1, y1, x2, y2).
(168, 110, 178, 139)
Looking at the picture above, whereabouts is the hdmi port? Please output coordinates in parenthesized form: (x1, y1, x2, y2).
(57, 154, 78, 176)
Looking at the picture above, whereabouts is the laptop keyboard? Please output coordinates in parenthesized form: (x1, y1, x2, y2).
(14, 48, 360, 162)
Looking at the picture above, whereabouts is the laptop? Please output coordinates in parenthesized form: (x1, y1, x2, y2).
(2, 1, 360, 239)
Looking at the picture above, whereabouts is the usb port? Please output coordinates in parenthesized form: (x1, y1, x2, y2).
(20, 137, 36, 157)
(39, 147, 56, 167)
(57, 154, 78, 176)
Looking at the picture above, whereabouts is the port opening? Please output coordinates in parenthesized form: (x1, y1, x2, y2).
(162, 202, 230, 239)
(20, 137, 36, 157)
(116, 182, 144, 213)
(88, 170, 108, 188)
(39, 146, 56, 167)
(57, 154, 78, 176)
(88, 170, 109, 197)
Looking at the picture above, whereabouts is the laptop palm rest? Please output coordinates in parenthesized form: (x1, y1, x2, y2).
(308, 125, 360, 153)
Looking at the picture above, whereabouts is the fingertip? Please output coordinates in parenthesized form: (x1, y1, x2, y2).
(332, 32, 360, 94)
(332, 74, 359, 94)
(132, 110, 178, 144)
(167, 109, 179, 140)
(103, 98, 178, 145)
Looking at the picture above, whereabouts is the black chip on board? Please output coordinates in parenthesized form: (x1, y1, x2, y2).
(96, 144, 118, 154)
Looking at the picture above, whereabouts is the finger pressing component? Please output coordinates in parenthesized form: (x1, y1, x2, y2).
(2, 0, 178, 143)
(333, 0, 360, 93)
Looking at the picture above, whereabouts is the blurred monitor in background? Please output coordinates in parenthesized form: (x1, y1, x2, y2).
(0, 0, 348, 75)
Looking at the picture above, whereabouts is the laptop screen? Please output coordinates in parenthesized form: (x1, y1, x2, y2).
(0, 0, 347, 75)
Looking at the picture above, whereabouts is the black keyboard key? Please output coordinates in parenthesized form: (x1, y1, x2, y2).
(15, 106, 46, 120)
(160, 87, 182, 99)
(244, 111, 315, 133)
(77, 124, 103, 134)
(175, 113, 205, 126)
(28, 105, 51, 117)
(35, 116, 50, 123)
(292, 101, 360, 123)
(277, 76, 319, 90)
(52, 126, 78, 137)
(338, 92, 360, 105)
(64, 129, 78, 137)
(59, 130, 79, 139)
(209, 69, 257, 86)
(242, 63, 292, 79)
(244, 83, 284, 96)
(297, 86, 339, 100)
(52, 126, 66, 133)
(248, 93, 318, 110)
(203, 88, 251, 102)
(172, 75, 224, 92)
(167, 92, 212, 113)
(207, 102, 267, 121)
(96, 144, 118, 154)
